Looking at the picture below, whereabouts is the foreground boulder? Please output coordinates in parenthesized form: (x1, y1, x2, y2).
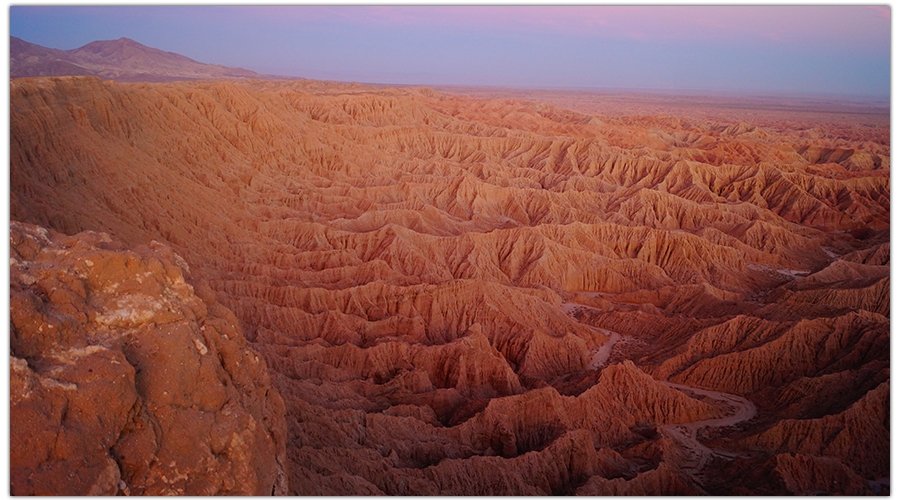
(10, 221, 287, 495)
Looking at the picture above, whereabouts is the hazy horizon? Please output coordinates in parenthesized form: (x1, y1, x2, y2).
(10, 6, 892, 99)
(387, 82, 892, 103)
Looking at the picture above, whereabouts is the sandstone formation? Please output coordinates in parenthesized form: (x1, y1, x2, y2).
(9, 71, 889, 495)
(9, 221, 287, 495)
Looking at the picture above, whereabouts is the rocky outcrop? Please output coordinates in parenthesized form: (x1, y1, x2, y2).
(840, 242, 890, 266)
(271, 360, 723, 494)
(575, 462, 701, 495)
(9, 221, 287, 495)
(667, 311, 889, 396)
(741, 381, 889, 479)
(769, 453, 874, 496)
(768, 362, 889, 421)
(733, 453, 876, 496)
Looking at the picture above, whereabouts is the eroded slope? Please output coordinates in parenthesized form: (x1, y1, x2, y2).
(10, 76, 890, 495)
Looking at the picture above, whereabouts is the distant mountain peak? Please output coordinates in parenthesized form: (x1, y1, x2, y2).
(10, 36, 293, 82)
(93, 37, 149, 47)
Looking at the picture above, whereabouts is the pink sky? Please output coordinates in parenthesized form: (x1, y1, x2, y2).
(224, 5, 889, 50)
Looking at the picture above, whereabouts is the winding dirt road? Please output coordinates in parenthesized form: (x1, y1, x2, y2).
(563, 294, 758, 486)
(561, 294, 621, 370)
(659, 382, 757, 482)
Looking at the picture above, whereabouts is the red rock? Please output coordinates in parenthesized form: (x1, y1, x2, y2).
(741, 381, 889, 479)
(9, 222, 287, 495)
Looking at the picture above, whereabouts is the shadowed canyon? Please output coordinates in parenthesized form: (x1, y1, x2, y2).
(9, 72, 890, 495)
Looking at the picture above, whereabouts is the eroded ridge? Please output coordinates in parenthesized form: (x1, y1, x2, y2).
(10, 76, 890, 495)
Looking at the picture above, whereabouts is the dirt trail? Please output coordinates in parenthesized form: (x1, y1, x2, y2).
(586, 329, 620, 369)
(659, 382, 757, 482)
(560, 301, 606, 315)
(562, 295, 758, 487)
(561, 294, 620, 369)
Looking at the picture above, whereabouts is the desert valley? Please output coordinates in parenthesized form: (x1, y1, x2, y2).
(8, 36, 890, 495)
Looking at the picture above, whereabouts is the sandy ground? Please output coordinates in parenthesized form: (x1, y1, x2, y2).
(659, 382, 758, 479)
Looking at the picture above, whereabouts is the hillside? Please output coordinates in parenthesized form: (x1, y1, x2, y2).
(11, 36, 292, 82)
(9, 75, 890, 495)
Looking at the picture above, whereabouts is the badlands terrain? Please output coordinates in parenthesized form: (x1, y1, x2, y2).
(9, 73, 890, 495)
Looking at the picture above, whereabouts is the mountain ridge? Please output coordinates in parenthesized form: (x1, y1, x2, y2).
(10, 36, 295, 82)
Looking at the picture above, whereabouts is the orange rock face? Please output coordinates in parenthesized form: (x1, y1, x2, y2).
(9, 76, 889, 495)
(9, 221, 287, 495)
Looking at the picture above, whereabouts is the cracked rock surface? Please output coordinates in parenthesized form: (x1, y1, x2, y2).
(10, 221, 287, 495)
